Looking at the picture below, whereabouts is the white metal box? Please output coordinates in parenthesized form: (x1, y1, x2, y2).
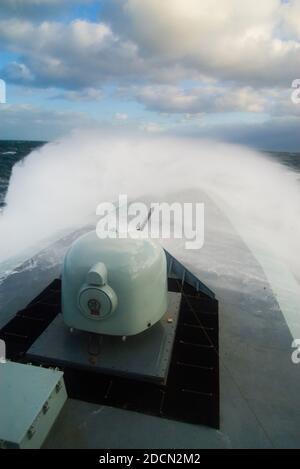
(0, 361, 67, 449)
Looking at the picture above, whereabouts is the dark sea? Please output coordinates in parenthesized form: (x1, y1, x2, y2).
(0, 140, 45, 207)
(0, 140, 300, 208)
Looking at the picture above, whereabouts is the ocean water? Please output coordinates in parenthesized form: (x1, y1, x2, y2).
(263, 150, 300, 173)
(0, 140, 45, 208)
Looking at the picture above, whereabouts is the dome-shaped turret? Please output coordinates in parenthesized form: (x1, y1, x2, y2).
(62, 231, 168, 336)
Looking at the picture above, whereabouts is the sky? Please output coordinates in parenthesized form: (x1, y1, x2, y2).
(0, 0, 300, 150)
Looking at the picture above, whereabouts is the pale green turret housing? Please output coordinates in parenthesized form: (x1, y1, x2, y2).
(62, 231, 168, 336)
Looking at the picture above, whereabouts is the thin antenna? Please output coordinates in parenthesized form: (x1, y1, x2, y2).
(136, 207, 153, 231)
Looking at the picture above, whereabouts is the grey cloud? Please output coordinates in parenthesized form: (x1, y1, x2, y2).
(0, 0, 91, 19)
(1, 102, 300, 152)
(0, 104, 96, 140)
(2, 61, 34, 84)
(173, 116, 300, 152)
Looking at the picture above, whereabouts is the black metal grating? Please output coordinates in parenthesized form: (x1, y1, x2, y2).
(0, 277, 219, 428)
(0, 280, 61, 360)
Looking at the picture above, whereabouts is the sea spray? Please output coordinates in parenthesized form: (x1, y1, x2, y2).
(0, 129, 299, 281)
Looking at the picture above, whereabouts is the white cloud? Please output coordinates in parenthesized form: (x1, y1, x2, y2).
(1, 2, 300, 90)
(105, 0, 300, 87)
(0, 18, 111, 52)
(133, 85, 269, 114)
(139, 121, 164, 133)
(0, 18, 143, 88)
(133, 83, 300, 118)
(282, 0, 300, 38)
(115, 112, 128, 120)
(0, 0, 300, 147)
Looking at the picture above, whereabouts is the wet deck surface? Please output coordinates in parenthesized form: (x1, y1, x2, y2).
(1, 190, 300, 448)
